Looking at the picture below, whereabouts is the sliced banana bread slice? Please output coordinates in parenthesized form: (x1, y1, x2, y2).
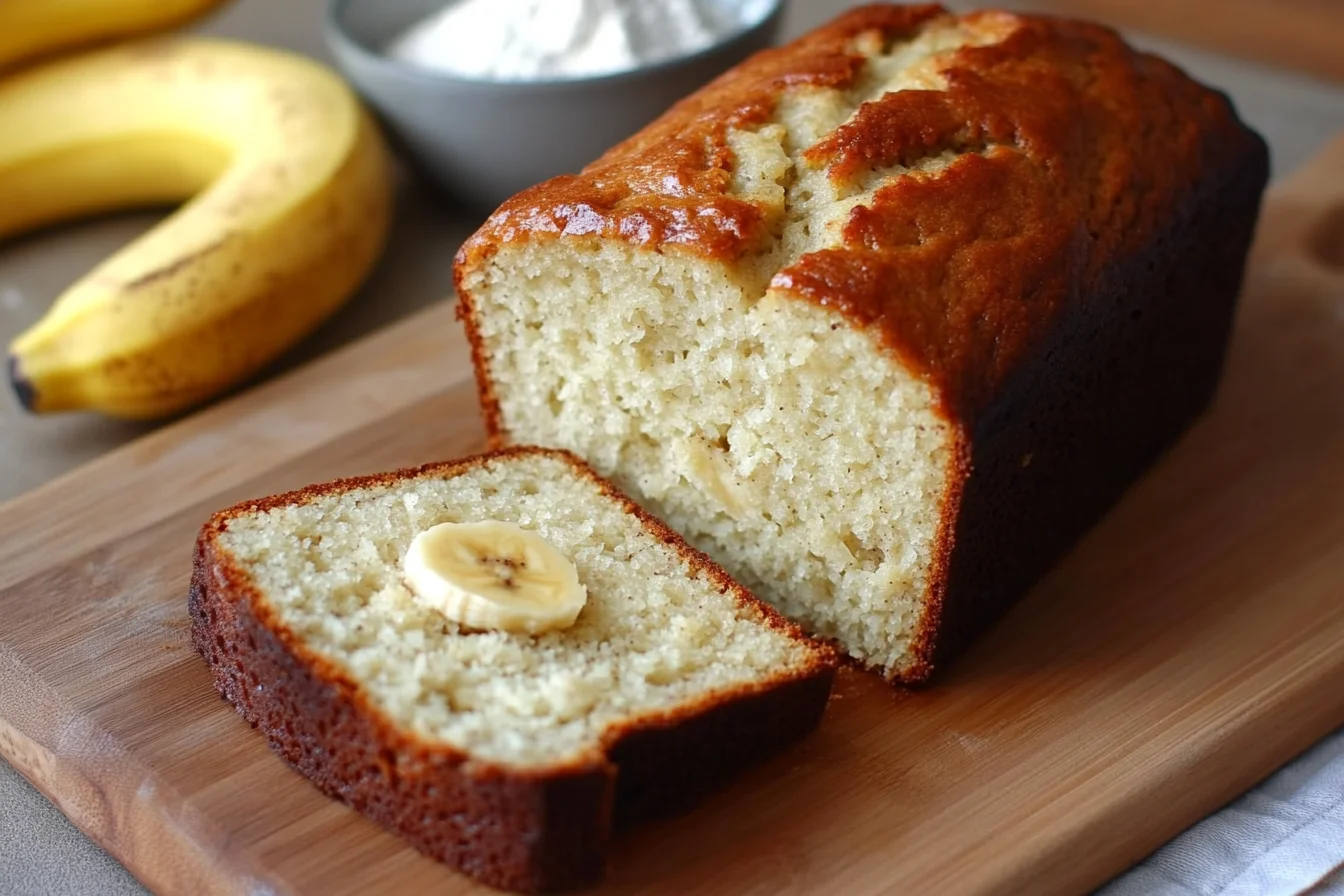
(189, 446, 835, 894)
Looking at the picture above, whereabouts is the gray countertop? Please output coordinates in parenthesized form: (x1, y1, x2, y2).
(1, 1, 1342, 893)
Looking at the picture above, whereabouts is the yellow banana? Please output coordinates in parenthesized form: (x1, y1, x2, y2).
(2, 38, 393, 419)
(0, 0, 231, 72)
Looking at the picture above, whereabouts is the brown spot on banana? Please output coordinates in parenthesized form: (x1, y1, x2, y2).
(120, 237, 229, 290)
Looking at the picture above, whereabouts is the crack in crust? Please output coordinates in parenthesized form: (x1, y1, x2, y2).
(455, 3, 1263, 419)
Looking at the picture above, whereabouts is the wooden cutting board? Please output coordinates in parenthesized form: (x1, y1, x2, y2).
(2, 137, 1343, 896)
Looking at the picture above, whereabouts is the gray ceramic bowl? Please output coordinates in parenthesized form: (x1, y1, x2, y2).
(325, 0, 786, 211)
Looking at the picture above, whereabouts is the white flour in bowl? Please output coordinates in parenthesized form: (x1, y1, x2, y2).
(384, 0, 775, 81)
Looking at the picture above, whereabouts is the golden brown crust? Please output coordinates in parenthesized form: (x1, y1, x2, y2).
(189, 446, 836, 892)
(915, 149, 1267, 679)
(450, 5, 942, 275)
(453, 3, 1261, 419)
(453, 299, 506, 450)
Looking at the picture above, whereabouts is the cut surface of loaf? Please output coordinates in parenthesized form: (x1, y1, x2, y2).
(454, 3, 1270, 682)
(189, 447, 835, 893)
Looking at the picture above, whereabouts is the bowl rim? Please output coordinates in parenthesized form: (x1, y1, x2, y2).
(323, 0, 786, 92)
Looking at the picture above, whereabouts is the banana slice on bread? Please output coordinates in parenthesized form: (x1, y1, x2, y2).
(403, 521, 588, 635)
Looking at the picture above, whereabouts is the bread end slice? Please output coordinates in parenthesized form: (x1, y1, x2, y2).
(189, 446, 835, 893)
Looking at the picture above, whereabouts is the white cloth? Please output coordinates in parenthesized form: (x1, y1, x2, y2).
(1102, 727, 1344, 895)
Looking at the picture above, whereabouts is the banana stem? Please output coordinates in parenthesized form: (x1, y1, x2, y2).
(8, 355, 37, 413)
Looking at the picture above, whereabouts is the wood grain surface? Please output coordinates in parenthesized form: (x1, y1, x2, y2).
(1, 138, 1343, 896)
(1029, 0, 1344, 84)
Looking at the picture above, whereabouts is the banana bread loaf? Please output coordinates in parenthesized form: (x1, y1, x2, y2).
(190, 447, 835, 892)
(453, 4, 1269, 682)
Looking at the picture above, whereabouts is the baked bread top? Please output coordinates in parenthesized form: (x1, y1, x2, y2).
(455, 3, 1266, 418)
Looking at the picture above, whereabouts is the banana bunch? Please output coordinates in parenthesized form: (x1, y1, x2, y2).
(1, 1, 393, 419)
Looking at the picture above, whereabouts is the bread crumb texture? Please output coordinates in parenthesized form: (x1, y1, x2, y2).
(216, 452, 817, 768)
(459, 17, 1013, 677)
